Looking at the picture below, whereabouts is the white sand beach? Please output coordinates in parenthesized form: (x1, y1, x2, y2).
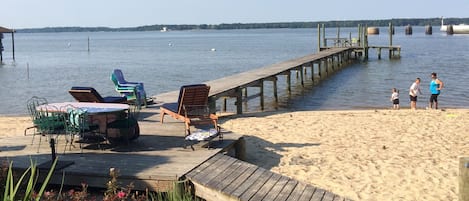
(2, 109, 469, 200)
(220, 109, 469, 201)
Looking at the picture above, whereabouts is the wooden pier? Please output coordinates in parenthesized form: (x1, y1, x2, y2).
(156, 47, 355, 114)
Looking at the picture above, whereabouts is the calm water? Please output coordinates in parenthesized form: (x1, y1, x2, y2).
(1, 27, 468, 115)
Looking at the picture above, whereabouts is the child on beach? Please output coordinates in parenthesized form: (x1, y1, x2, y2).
(390, 88, 399, 109)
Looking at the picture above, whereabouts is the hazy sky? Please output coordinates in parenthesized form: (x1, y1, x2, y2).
(2, 0, 469, 29)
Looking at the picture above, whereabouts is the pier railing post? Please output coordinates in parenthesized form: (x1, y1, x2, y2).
(317, 24, 321, 52)
(460, 157, 469, 201)
(235, 87, 243, 114)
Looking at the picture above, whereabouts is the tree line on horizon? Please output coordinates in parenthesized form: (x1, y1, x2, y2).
(17, 17, 469, 33)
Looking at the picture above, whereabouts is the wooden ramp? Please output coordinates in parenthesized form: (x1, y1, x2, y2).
(185, 154, 351, 201)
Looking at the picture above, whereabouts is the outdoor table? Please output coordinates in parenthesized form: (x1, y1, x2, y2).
(35, 102, 130, 170)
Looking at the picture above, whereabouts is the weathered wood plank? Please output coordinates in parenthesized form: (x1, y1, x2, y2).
(185, 153, 224, 179)
(273, 179, 298, 201)
(285, 181, 307, 201)
(218, 160, 257, 191)
(298, 185, 316, 201)
(322, 191, 337, 201)
(310, 188, 326, 201)
(230, 168, 266, 197)
(262, 175, 290, 201)
(197, 155, 238, 186)
(248, 173, 281, 201)
(205, 159, 245, 188)
(221, 165, 259, 195)
(191, 154, 233, 182)
(239, 171, 273, 200)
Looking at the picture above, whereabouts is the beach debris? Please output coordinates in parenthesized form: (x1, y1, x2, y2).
(382, 145, 387, 150)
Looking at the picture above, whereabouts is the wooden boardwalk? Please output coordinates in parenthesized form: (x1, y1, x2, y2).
(185, 154, 351, 201)
(155, 47, 353, 114)
(0, 105, 243, 191)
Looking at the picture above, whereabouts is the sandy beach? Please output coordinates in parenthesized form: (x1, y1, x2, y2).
(2, 109, 469, 200)
(220, 109, 469, 201)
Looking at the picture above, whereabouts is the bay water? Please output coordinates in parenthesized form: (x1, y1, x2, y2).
(1, 27, 468, 115)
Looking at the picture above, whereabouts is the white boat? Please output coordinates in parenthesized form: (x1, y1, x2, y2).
(440, 18, 469, 34)
(160, 27, 168, 32)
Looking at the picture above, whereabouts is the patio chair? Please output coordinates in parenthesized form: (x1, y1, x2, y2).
(160, 84, 219, 136)
(25, 97, 66, 153)
(110, 72, 141, 105)
(69, 86, 127, 103)
(24, 96, 49, 152)
(63, 105, 101, 153)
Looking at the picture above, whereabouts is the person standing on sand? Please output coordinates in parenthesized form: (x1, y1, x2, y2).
(429, 72, 444, 109)
(409, 78, 422, 110)
(390, 88, 400, 110)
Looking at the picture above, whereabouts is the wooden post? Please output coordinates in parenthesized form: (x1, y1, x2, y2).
(11, 32, 15, 61)
(378, 48, 382, 60)
(286, 71, 291, 93)
(336, 26, 340, 47)
(259, 81, 264, 110)
(235, 137, 246, 161)
(235, 87, 243, 114)
(222, 97, 227, 112)
(299, 66, 304, 86)
(322, 24, 326, 47)
(389, 22, 393, 59)
(364, 26, 369, 61)
(311, 62, 315, 82)
(317, 24, 321, 52)
(460, 157, 469, 201)
(208, 96, 216, 114)
(318, 60, 322, 80)
(272, 77, 278, 103)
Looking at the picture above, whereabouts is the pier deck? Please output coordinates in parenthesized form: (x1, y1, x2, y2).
(155, 47, 353, 114)
(0, 105, 243, 191)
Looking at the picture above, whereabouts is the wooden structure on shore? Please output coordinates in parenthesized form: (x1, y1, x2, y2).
(318, 23, 401, 60)
(156, 47, 354, 115)
(0, 26, 16, 62)
(186, 153, 351, 201)
(1, 105, 351, 200)
(156, 23, 401, 115)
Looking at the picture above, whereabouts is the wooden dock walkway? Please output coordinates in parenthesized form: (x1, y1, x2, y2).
(156, 47, 354, 114)
(185, 154, 351, 201)
(0, 105, 244, 192)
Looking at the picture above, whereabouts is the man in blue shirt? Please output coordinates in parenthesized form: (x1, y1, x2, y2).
(429, 72, 444, 109)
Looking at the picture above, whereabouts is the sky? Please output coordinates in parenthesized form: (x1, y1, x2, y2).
(2, 0, 469, 29)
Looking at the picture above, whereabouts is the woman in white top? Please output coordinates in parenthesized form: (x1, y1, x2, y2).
(409, 78, 422, 110)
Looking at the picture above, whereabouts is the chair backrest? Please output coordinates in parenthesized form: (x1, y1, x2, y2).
(113, 69, 128, 85)
(177, 84, 210, 115)
(26, 96, 48, 124)
(69, 87, 104, 103)
(66, 106, 91, 131)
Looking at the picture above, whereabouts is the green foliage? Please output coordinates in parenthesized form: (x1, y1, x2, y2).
(16, 17, 469, 33)
(1, 158, 57, 201)
(0, 161, 197, 201)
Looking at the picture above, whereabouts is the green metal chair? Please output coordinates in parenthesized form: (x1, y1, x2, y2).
(25, 96, 65, 153)
(64, 106, 100, 153)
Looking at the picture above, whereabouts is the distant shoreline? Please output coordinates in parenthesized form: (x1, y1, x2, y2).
(15, 17, 469, 33)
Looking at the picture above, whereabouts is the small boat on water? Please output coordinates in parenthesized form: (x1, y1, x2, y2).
(440, 18, 469, 34)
